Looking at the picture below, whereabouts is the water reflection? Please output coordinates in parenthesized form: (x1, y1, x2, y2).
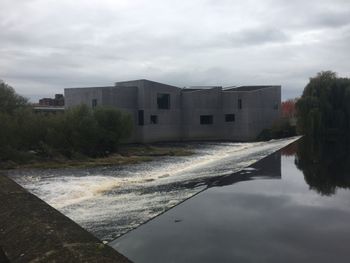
(111, 140, 350, 263)
(156, 149, 281, 196)
(205, 149, 281, 188)
(295, 136, 350, 195)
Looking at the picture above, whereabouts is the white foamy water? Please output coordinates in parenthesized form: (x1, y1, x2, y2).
(7, 137, 299, 242)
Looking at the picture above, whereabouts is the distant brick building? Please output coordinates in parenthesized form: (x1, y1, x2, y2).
(39, 94, 64, 106)
(34, 94, 65, 113)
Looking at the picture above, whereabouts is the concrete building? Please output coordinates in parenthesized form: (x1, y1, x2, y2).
(65, 79, 281, 143)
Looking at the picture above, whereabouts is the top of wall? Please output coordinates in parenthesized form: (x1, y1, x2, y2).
(115, 79, 180, 90)
(65, 80, 280, 94)
(65, 86, 115, 91)
(224, 85, 280, 92)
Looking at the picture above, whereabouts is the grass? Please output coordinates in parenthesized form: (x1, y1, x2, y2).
(0, 145, 194, 170)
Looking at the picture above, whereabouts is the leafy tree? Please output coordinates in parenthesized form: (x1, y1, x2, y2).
(94, 107, 133, 153)
(281, 98, 297, 119)
(296, 71, 350, 138)
(45, 104, 100, 158)
(0, 80, 28, 114)
(45, 105, 133, 158)
(0, 80, 134, 163)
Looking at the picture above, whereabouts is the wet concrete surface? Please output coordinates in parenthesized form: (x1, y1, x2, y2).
(0, 175, 132, 263)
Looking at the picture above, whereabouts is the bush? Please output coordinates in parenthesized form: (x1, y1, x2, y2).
(46, 105, 133, 158)
(94, 106, 133, 154)
(0, 80, 28, 114)
(0, 81, 133, 163)
(257, 118, 296, 141)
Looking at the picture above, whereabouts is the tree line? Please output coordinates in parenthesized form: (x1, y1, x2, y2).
(0, 81, 133, 165)
(296, 71, 350, 139)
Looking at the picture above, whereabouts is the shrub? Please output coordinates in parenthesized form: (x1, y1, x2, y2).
(257, 118, 296, 141)
(0, 80, 133, 163)
(94, 107, 133, 154)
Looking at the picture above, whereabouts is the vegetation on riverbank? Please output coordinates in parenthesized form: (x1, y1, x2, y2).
(257, 117, 296, 141)
(1, 145, 194, 170)
(0, 80, 194, 170)
(259, 71, 350, 141)
(296, 71, 350, 139)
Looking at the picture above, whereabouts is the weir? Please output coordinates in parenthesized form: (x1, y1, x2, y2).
(7, 137, 300, 242)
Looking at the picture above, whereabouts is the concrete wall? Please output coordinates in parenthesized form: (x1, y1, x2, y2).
(0, 175, 132, 263)
(243, 86, 281, 140)
(116, 80, 182, 143)
(65, 87, 106, 108)
(220, 86, 281, 141)
(65, 86, 139, 142)
(182, 87, 223, 140)
(64, 80, 281, 143)
(221, 91, 251, 141)
(101, 86, 139, 142)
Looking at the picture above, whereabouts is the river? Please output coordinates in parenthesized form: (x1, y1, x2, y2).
(6, 137, 299, 242)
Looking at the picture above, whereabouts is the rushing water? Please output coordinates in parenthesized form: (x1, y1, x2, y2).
(6, 137, 299, 242)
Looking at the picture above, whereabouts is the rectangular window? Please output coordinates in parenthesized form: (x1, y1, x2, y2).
(150, 115, 158, 124)
(200, 115, 213, 125)
(92, 99, 98, 108)
(273, 103, 279, 110)
(238, 99, 242, 109)
(138, 110, 144, 126)
(225, 114, 235, 122)
(157, 93, 170, 109)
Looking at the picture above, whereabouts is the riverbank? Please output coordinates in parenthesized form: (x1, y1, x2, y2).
(0, 144, 194, 170)
(0, 174, 132, 262)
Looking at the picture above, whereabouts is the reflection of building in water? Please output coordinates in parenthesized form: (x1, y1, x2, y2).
(177, 150, 282, 190)
(208, 150, 281, 188)
(281, 142, 297, 156)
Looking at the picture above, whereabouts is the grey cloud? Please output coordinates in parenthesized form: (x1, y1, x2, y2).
(1, 0, 350, 101)
(310, 10, 350, 28)
(228, 27, 289, 47)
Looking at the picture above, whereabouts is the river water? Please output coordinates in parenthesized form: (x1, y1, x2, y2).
(6, 137, 298, 242)
(111, 138, 350, 263)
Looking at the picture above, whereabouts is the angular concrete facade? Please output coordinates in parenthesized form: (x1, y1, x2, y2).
(65, 79, 281, 143)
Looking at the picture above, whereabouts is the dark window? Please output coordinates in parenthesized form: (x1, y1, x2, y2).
(200, 115, 213, 125)
(273, 103, 279, 110)
(150, 115, 158, 124)
(92, 99, 98, 108)
(238, 99, 242, 109)
(157, 93, 170, 109)
(225, 114, 235, 122)
(138, 110, 144, 126)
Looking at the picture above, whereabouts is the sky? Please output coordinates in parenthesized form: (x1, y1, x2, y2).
(1, 0, 350, 101)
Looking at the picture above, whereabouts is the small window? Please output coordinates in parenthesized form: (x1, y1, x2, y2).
(200, 115, 213, 125)
(225, 114, 235, 122)
(150, 115, 158, 124)
(138, 110, 144, 126)
(92, 99, 98, 108)
(238, 99, 242, 109)
(273, 103, 279, 110)
(157, 93, 170, 109)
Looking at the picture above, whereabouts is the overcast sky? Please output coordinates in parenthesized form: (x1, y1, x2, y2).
(1, 0, 350, 101)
